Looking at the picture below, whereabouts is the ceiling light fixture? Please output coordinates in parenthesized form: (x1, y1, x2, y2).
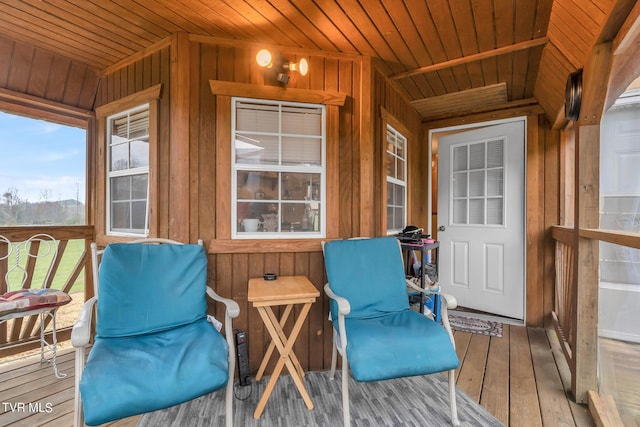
(256, 49, 309, 83)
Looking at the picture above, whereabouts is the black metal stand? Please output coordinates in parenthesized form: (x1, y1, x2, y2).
(400, 240, 440, 319)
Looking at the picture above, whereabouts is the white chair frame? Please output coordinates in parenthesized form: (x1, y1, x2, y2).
(0, 233, 67, 378)
(72, 238, 240, 427)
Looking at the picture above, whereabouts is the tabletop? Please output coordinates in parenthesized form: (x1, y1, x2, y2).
(247, 275, 320, 303)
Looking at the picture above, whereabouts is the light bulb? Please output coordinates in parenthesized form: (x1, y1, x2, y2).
(289, 58, 309, 76)
(297, 58, 308, 76)
(256, 49, 272, 68)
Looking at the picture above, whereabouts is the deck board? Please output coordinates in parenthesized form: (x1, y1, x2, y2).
(529, 328, 577, 426)
(480, 323, 511, 425)
(453, 330, 472, 382)
(510, 325, 543, 426)
(0, 325, 596, 426)
(456, 333, 490, 402)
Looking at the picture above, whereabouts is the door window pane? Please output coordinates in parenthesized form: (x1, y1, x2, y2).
(450, 139, 505, 226)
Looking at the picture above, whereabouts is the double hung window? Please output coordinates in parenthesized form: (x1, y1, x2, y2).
(106, 105, 150, 236)
(232, 98, 325, 238)
(386, 124, 407, 234)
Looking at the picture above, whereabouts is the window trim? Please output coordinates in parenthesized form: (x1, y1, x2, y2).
(230, 97, 327, 239)
(95, 84, 161, 242)
(209, 80, 342, 252)
(383, 119, 409, 235)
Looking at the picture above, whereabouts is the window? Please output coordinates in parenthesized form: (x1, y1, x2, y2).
(106, 105, 150, 236)
(450, 138, 505, 226)
(386, 124, 407, 234)
(232, 98, 325, 238)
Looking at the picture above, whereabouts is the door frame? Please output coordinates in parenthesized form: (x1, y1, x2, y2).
(428, 116, 527, 323)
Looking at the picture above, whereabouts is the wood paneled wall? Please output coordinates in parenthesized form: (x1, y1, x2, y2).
(191, 40, 362, 372)
(88, 35, 426, 372)
(526, 114, 561, 327)
(94, 47, 172, 241)
(373, 66, 428, 230)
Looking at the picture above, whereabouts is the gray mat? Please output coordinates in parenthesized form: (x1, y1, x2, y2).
(449, 315, 503, 338)
(138, 370, 504, 426)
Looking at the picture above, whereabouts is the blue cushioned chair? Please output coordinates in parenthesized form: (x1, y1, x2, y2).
(323, 237, 461, 426)
(71, 238, 239, 427)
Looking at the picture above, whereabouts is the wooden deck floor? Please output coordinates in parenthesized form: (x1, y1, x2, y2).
(0, 325, 596, 427)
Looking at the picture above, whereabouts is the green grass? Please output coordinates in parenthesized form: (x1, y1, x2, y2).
(5, 239, 86, 294)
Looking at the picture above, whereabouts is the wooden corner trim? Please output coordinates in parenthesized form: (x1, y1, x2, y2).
(208, 80, 346, 106)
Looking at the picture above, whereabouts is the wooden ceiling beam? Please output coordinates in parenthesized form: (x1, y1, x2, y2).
(612, 0, 640, 55)
(422, 98, 543, 127)
(389, 37, 548, 80)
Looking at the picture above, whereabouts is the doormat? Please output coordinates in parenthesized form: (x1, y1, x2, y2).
(448, 315, 503, 338)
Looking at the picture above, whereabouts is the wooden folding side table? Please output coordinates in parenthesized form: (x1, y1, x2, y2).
(248, 275, 320, 419)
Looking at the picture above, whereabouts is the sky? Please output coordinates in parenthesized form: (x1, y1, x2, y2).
(0, 111, 86, 203)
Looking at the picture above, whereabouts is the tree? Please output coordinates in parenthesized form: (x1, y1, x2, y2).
(1, 187, 23, 224)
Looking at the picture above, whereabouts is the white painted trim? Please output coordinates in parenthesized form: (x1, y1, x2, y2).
(598, 329, 640, 343)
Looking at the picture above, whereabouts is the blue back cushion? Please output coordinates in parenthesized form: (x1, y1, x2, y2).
(96, 243, 207, 337)
(323, 237, 409, 321)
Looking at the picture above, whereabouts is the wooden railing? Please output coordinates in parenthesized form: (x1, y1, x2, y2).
(552, 225, 640, 404)
(0, 225, 93, 357)
(551, 226, 576, 370)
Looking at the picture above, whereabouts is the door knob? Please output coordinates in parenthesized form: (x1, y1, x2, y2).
(438, 225, 446, 232)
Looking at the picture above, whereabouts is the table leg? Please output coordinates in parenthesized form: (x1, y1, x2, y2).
(255, 304, 294, 381)
(263, 303, 314, 407)
(263, 305, 305, 379)
(253, 303, 314, 418)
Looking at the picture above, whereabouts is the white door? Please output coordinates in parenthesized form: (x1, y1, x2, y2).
(437, 120, 525, 319)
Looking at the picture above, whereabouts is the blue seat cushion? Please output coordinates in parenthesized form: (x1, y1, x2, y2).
(97, 243, 207, 337)
(80, 319, 229, 426)
(323, 237, 409, 323)
(344, 310, 459, 382)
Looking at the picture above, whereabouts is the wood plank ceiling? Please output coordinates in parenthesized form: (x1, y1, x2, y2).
(0, 0, 634, 123)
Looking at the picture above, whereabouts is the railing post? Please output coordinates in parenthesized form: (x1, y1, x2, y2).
(573, 122, 601, 403)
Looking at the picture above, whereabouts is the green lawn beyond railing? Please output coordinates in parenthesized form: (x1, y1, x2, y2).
(1, 225, 93, 356)
(5, 239, 85, 294)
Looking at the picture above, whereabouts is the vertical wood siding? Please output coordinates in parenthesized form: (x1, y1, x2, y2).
(190, 41, 362, 372)
(89, 37, 468, 372)
(0, 34, 99, 112)
(373, 68, 428, 229)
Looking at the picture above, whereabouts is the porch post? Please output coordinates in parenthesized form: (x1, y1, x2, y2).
(572, 42, 611, 403)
